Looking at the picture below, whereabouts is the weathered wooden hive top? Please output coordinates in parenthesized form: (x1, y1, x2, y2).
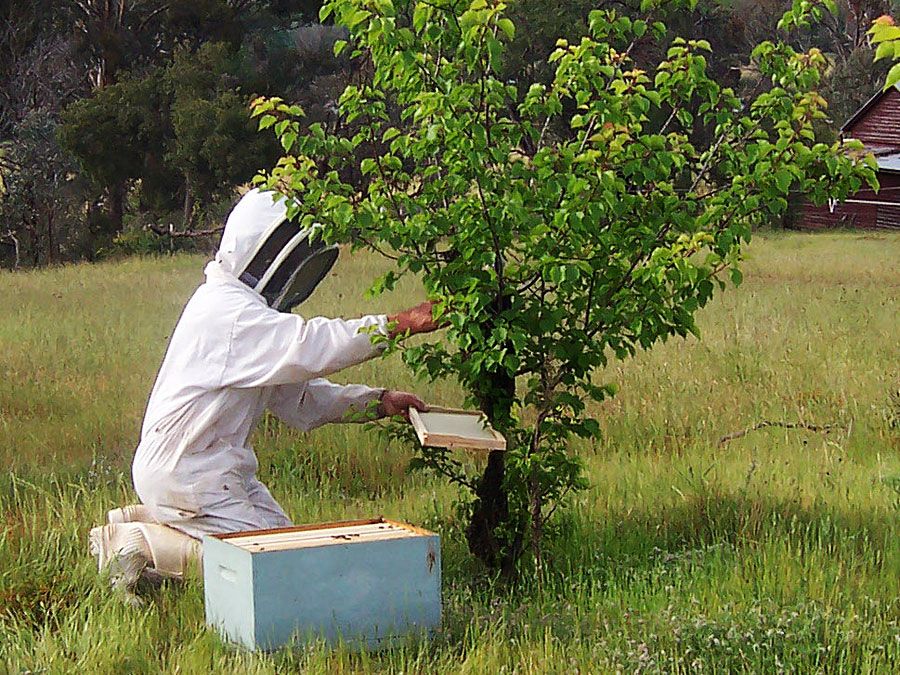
(217, 519, 429, 554)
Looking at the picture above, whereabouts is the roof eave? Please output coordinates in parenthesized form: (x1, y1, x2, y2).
(840, 82, 900, 134)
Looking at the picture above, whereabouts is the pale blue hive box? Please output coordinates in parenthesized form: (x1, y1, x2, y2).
(202, 517, 441, 651)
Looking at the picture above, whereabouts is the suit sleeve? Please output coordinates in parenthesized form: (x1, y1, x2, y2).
(268, 379, 384, 431)
(219, 300, 389, 388)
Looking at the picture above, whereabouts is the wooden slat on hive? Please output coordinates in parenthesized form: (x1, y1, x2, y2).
(216, 517, 385, 540)
(227, 523, 406, 550)
(247, 530, 418, 552)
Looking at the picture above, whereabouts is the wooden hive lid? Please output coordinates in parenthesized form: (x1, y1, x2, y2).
(215, 517, 431, 553)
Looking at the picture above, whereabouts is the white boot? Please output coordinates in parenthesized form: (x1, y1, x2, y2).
(107, 504, 156, 524)
(135, 522, 202, 581)
(89, 522, 153, 602)
(89, 522, 201, 602)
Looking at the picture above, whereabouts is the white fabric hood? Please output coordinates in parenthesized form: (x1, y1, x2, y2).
(210, 188, 339, 312)
(215, 188, 289, 277)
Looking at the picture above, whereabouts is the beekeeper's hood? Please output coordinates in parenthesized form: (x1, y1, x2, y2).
(214, 188, 338, 312)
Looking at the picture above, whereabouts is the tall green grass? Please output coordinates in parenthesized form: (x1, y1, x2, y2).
(0, 232, 898, 672)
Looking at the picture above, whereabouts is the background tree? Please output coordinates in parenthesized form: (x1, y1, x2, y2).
(58, 73, 165, 236)
(55, 1, 337, 242)
(0, 1, 88, 267)
(254, 0, 876, 574)
(165, 43, 282, 227)
(0, 114, 83, 266)
(0, 3, 84, 135)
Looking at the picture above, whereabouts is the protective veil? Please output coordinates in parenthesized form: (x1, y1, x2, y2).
(128, 188, 387, 543)
(223, 187, 340, 312)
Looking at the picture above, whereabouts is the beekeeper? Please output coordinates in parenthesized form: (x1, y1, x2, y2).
(90, 188, 439, 593)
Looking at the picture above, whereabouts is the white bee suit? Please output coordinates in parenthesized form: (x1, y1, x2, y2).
(132, 189, 387, 540)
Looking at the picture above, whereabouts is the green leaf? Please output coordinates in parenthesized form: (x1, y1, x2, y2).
(497, 18, 515, 39)
(487, 37, 502, 68)
(280, 131, 297, 152)
(886, 62, 900, 90)
(345, 9, 371, 29)
(412, 3, 431, 31)
(775, 169, 792, 194)
(869, 24, 900, 44)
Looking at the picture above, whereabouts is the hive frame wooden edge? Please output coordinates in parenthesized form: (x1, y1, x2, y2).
(408, 407, 507, 452)
(212, 517, 437, 541)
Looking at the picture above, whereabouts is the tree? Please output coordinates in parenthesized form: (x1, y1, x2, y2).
(62, 0, 261, 88)
(502, 1, 747, 86)
(252, 0, 876, 574)
(59, 39, 283, 234)
(55, 1, 347, 241)
(0, 114, 82, 267)
(63, 0, 169, 89)
(58, 72, 166, 236)
(165, 43, 281, 227)
(0, 2, 86, 136)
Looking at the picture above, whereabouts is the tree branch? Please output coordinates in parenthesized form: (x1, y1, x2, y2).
(146, 224, 224, 238)
(718, 420, 844, 446)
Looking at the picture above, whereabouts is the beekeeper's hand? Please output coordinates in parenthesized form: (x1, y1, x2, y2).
(378, 391, 427, 420)
(387, 301, 441, 338)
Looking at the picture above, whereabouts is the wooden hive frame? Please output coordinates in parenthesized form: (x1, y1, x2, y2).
(220, 518, 420, 553)
(408, 407, 507, 451)
(215, 518, 427, 553)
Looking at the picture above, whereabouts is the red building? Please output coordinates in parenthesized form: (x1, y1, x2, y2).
(801, 84, 900, 230)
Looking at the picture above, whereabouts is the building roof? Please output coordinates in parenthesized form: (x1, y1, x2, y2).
(876, 151, 900, 174)
(841, 83, 900, 133)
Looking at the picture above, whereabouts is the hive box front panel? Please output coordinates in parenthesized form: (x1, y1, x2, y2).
(203, 518, 441, 651)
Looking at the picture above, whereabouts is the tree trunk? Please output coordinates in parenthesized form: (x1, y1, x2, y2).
(107, 182, 125, 236)
(182, 175, 195, 230)
(45, 207, 55, 264)
(85, 199, 102, 261)
(530, 472, 543, 569)
(26, 221, 40, 267)
(465, 447, 510, 569)
(465, 293, 523, 575)
(2, 230, 21, 269)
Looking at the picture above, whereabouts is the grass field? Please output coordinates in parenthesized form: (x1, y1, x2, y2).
(0, 231, 898, 673)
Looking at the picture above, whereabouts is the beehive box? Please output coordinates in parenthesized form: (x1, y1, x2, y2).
(203, 518, 441, 651)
